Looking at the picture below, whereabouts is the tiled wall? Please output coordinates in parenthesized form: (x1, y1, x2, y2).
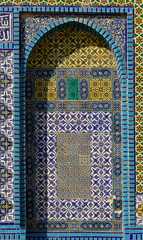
(0, 2, 142, 240)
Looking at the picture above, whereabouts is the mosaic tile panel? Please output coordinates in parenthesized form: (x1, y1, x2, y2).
(0, 50, 14, 223)
(31, 68, 120, 102)
(90, 79, 112, 100)
(19, 3, 141, 197)
(35, 78, 57, 101)
(27, 27, 117, 69)
(26, 64, 122, 232)
(136, 194, 143, 226)
(57, 133, 91, 199)
(35, 111, 113, 221)
(21, 16, 126, 62)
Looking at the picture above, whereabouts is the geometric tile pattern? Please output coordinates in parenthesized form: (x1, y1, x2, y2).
(67, 79, 79, 100)
(0, 164, 13, 185)
(32, 69, 119, 102)
(0, 164, 14, 222)
(35, 78, 57, 100)
(57, 133, 91, 199)
(90, 79, 112, 100)
(0, 0, 135, 5)
(0, 51, 14, 91)
(137, 203, 143, 218)
(136, 194, 143, 226)
(21, 15, 126, 61)
(28, 28, 117, 69)
(18, 11, 135, 236)
(26, 66, 122, 232)
(35, 111, 113, 222)
(0, 50, 14, 222)
(0, 195, 13, 220)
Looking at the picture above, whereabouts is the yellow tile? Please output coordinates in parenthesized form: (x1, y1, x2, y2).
(46, 79, 57, 89)
(46, 89, 56, 100)
(35, 79, 45, 90)
(101, 90, 112, 100)
(35, 90, 46, 101)
(90, 79, 100, 90)
(100, 79, 111, 90)
(90, 89, 101, 100)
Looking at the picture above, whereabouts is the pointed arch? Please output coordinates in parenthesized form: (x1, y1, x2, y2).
(22, 15, 130, 236)
(23, 17, 127, 84)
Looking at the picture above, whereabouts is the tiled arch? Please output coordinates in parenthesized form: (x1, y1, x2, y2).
(24, 17, 127, 82)
(19, 14, 133, 239)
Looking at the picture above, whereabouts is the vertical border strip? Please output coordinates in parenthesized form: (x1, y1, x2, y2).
(13, 6, 21, 228)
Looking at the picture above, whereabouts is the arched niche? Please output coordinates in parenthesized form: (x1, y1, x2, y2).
(25, 25, 123, 235)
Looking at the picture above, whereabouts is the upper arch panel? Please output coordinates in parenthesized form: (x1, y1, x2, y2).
(27, 27, 116, 68)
